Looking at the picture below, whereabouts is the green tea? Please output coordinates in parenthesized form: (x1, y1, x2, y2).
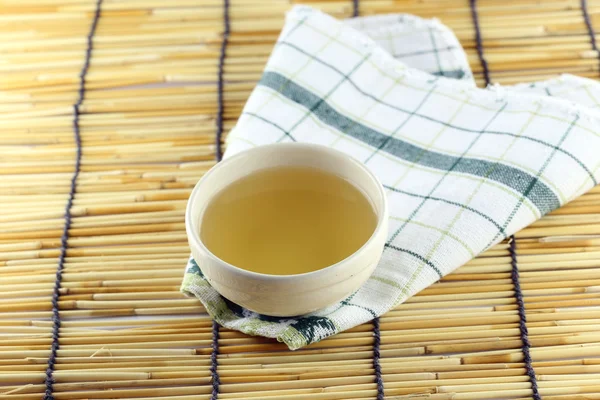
(201, 166, 377, 275)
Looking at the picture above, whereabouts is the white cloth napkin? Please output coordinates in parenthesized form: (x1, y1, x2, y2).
(182, 6, 600, 350)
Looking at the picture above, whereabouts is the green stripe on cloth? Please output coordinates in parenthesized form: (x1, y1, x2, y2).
(259, 70, 561, 215)
(276, 40, 596, 186)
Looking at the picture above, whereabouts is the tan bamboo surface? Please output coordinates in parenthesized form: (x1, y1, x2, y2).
(2, 0, 600, 399)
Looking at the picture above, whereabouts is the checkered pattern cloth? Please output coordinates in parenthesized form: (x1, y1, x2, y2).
(182, 6, 600, 350)
(346, 13, 473, 83)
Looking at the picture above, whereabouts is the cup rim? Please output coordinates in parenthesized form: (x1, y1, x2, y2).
(185, 142, 388, 282)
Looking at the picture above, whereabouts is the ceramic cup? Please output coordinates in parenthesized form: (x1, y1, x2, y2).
(185, 143, 388, 316)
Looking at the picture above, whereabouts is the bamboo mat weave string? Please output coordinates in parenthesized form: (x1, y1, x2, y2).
(469, 3, 542, 397)
(371, 316, 385, 400)
(210, 321, 221, 400)
(43, 1, 102, 399)
(469, 0, 490, 86)
(581, 0, 600, 76)
(509, 237, 542, 400)
(209, 0, 231, 396)
(216, 0, 231, 162)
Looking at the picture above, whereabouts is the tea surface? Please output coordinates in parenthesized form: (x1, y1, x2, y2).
(201, 166, 377, 275)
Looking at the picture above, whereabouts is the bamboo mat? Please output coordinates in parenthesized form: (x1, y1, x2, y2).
(2, 0, 600, 399)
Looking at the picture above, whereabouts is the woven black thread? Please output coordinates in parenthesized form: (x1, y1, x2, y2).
(209, 0, 229, 396)
(509, 236, 541, 400)
(372, 317, 384, 400)
(210, 320, 221, 399)
(352, 0, 359, 18)
(210, 2, 228, 395)
(42, 1, 102, 399)
(215, 0, 230, 161)
(581, 0, 600, 74)
(469, 0, 491, 86)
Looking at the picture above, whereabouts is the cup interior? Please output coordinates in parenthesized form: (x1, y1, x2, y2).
(186, 143, 387, 278)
